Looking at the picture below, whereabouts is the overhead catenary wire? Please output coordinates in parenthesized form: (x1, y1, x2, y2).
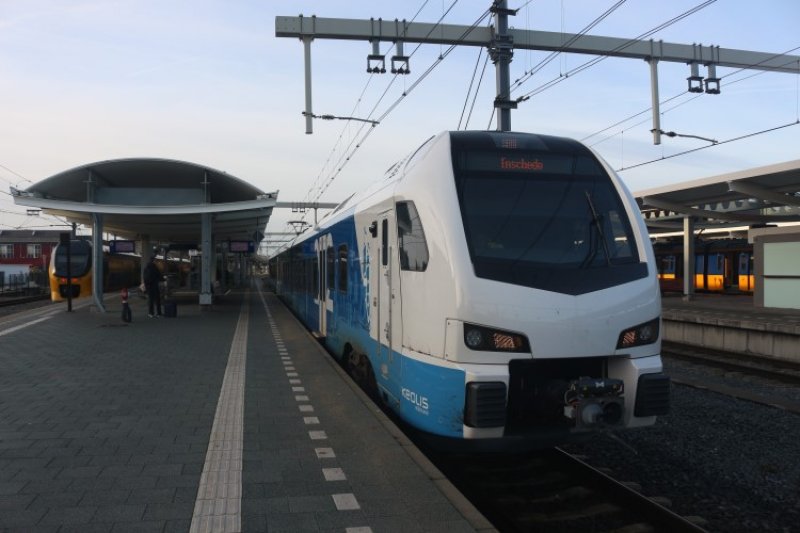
(464, 51, 491, 129)
(298, 0, 436, 208)
(583, 44, 800, 147)
(458, 47, 485, 130)
(286, 0, 459, 235)
(0, 162, 32, 188)
(509, 0, 628, 94)
(583, 48, 800, 174)
(616, 119, 799, 172)
(514, 0, 718, 102)
(289, 3, 494, 236)
(314, 9, 492, 196)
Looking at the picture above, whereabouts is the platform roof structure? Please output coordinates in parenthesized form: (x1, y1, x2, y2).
(634, 159, 800, 236)
(633, 159, 800, 299)
(11, 158, 276, 243)
(10, 158, 277, 310)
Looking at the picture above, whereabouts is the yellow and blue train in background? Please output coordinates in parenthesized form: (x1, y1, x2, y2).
(49, 239, 141, 301)
(653, 238, 754, 293)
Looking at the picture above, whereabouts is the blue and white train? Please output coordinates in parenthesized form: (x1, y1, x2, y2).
(270, 131, 669, 447)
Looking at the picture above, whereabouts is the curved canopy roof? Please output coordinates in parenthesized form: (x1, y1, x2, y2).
(11, 158, 277, 244)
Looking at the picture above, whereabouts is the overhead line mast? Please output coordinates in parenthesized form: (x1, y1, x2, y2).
(276, 3, 800, 139)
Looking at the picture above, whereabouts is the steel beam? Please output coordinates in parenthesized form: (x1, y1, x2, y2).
(727, 181, 800, 207)
(276, 16, 800, 74)
(642, 196, 800, 223)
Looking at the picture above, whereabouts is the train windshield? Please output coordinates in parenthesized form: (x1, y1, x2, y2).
(53, 240, 92, 277)
(453, 143, 647, 295)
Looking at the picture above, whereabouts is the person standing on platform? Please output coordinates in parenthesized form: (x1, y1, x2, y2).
(143, 255, 163, 318)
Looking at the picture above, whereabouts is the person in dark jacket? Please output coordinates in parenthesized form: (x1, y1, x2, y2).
(143, 255, 162, 318)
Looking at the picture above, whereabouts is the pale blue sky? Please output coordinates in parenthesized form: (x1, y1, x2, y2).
(1, 0, 798, 244)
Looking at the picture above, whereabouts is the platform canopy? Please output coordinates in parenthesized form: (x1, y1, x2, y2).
(10, 158, 276, 244)
(635, 159, 800, 236)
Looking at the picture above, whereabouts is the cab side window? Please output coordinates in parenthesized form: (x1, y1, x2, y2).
(397, 201, 429, 272)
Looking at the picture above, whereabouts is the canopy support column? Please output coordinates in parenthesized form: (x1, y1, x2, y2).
(200, 213, 213, 306)
(140, 236, 151, 285)
(682, 216, 695, 301)
(92, 213, 106, 312)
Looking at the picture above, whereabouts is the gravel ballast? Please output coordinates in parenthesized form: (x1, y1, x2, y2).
(563, 357, 800, 533)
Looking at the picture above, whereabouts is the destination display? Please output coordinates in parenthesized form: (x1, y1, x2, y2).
(460, 152, 602, 176)
(110, 240, 136, 254)
(229, 240, 254, 253)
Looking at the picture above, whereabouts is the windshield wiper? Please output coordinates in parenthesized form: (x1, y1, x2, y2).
(583, 190, 612, 267)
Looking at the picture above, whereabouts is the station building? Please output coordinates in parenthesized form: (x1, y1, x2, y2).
(0, 229, 62, 288)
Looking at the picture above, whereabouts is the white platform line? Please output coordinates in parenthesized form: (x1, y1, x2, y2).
(190, 295, 249, 533)
(309, 430, 327, 440)
(323, 467, 347, 481)
(0, 315, 53, 337)
(315, 447, 336, 459)
(333, 493, 360, 510)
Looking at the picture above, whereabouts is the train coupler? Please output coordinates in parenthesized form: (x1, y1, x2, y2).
(563, 377, 624, 428)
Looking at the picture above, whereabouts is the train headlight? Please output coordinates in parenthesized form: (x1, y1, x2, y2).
(463, 323, 530, 353)
(465, 328, 484, 349)
(617, 318, 660, 349)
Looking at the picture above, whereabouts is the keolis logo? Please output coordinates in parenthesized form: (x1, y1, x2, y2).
(401, 387, 429, 414)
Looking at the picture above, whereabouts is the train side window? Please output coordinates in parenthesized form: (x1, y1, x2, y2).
(327, 245, 335, 290)
(338, 244, 348, 292)
(659, 255, 675, 275)
(739, 253, 750, 274)
(381, 219, 389, 266)
(312, 257, 319, 297)
(396, 201, 429, 272)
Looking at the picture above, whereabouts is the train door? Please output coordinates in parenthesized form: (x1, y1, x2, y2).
(738, 252, 753, 291)
(695, 254, 706, 290)
(315, 234, 333, 338)
(377, 210, 403, 400)
(723, 253, 733, 290)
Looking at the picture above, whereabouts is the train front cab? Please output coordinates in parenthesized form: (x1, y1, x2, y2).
(384, 131, 671, 446)
(49, 240, 93, 301)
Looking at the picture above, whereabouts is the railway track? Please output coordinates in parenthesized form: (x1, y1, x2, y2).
(662, 341, 800, 415)
(425, 446, 707, 533)
(662, 340, 800, 385)
(0, 293, 50, 308)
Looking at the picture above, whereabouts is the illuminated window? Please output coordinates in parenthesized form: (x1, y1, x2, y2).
(0, 244, 12, 259)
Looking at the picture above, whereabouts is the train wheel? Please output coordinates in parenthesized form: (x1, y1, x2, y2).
(346, 350, 379, 400)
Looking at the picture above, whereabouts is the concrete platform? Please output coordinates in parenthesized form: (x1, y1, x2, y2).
(661, 293, 800, 362)
(0, 286, 491, 532)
